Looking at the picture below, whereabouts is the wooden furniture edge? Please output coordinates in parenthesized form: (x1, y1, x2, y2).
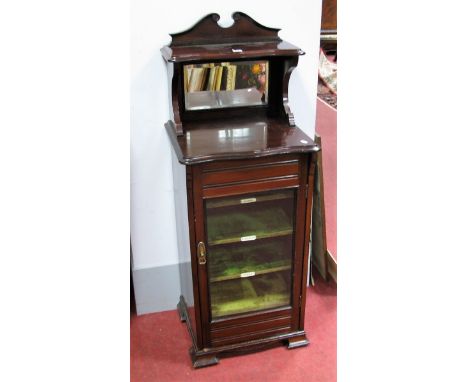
(327, 250, 337, 283)
(311, 134, 329, 281)
(178, 293, 309, 368)
(165, 121, 320, 165)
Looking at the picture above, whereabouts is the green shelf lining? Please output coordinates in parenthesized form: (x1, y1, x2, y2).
(206, 192, 293, 209)
(211, 295, 290, 318)
(210, 273, 291, 318)
(208, 228, 293, 246)
(209, 258, 290, 278)
(210, 264, 292, 283)
(206, 205, 294, 245)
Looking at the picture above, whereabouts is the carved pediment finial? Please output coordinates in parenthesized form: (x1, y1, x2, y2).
(169, 12, 281, 46)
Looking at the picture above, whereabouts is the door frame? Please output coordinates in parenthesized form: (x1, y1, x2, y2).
(191, 155, 310, 347)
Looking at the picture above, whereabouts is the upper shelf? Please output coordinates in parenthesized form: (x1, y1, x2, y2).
(161, 12, 305, 63)
(161, 41, 304, 63)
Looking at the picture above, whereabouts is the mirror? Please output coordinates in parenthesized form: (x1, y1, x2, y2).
(184, 60, 268, 111)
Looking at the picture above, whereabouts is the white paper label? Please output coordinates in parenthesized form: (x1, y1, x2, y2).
(240, 271, 255, 278)
(232, 48, 243, 53)
(240, 197, 256, 204)
(241, 235, 256, 242)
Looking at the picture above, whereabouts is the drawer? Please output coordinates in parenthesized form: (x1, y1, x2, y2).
(201, 155, 301, 188)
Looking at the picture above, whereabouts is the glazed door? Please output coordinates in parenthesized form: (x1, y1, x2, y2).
(205, 189, 296, 318)
(192, 155, 309, 347)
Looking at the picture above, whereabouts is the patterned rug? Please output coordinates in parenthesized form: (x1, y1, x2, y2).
(317, 49, 337, 109)
(318, 80, 337, 109)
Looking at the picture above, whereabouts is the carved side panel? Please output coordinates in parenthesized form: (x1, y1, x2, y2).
(168, 63, 183, 135)
(283, 56, 299, 127)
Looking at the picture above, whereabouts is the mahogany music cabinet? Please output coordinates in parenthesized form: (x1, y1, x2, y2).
(162, 12, 320, 367)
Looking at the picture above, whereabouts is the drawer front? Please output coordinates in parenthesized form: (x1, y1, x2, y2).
(201, 155, 301, 187)
(202, 161, 299, 186)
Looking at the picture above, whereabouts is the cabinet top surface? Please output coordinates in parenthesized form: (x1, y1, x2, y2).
(166, 116, 319, 165)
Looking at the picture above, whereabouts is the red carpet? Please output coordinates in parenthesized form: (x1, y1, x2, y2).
(130, 276, 336, 382)
(315, 98, 337, 259)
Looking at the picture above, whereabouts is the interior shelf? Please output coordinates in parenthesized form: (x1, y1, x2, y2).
(208, 229, 292, 246)
(210, 271, 291, 318)
(206, 192, 293, 209)
(210, 264, 291, 283)
(206, 206, 293, 246)
(208, 239, 293, 283)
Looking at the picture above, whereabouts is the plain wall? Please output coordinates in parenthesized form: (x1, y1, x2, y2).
(130, 1, 322, 300)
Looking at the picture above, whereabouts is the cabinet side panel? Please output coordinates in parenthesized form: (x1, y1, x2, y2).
(171, 150, 197, 341)
(172, 150, 191, 265)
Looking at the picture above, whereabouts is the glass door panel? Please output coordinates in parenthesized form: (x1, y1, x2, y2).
(205, 189, 296, 318)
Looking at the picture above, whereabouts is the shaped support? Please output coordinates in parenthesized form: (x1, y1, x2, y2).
(170, 64, 183, 136)
(283, 56, 299, 126)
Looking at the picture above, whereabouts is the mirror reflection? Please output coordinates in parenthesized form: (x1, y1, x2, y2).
(184, 60, 268, 110)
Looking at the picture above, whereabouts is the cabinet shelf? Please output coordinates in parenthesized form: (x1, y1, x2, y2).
(206, 192, 293, 209)
(210, 272, 291, 318)
(207, 206, 293, 246)
(208, 228, 292, 246)
(208, 239, 292, 281)
(210, 264, 291, 283)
